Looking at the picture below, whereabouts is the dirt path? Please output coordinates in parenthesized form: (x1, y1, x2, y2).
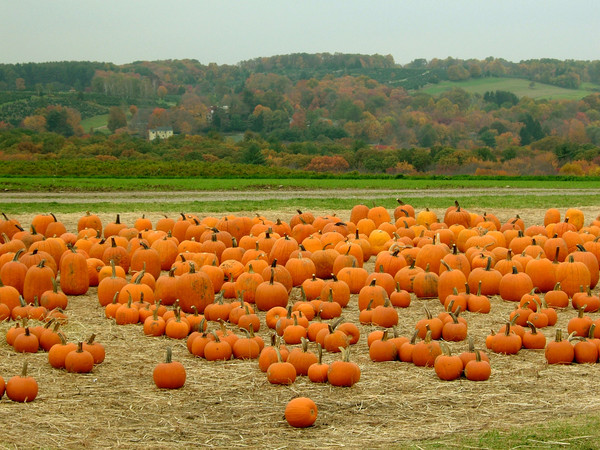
(0, 187, 598, 203)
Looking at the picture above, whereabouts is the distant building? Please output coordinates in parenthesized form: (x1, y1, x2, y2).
(206, 105, 229, 123)
(148, 126, 173, 141)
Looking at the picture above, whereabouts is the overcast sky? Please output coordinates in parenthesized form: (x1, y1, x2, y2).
(2, 0, 598, 66)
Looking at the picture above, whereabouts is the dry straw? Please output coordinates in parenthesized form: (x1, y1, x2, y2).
(0, 208, 598, 448)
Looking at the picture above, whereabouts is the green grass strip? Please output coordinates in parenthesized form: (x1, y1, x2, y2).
(1, 194, 599, 214)
(2, 177, 600, 192)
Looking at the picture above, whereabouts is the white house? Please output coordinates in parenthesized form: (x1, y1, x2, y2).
(148, 127, 173, 141)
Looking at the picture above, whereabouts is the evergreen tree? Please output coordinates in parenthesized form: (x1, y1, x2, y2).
(241, 142, 266, 165)
(519, 114, 544, 145)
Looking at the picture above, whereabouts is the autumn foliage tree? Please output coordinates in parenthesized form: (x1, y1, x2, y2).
(22, 115, 47, 133)
(107, 107, 127, 132)
(305, 155, 349, 172)
(147, 108, 169, 129)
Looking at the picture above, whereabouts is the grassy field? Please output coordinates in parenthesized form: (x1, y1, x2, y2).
(80, 114, 109, 133)
(1, 176, 600, 192)
(420, 77, 597, 100)
(425, 413, 600, 449)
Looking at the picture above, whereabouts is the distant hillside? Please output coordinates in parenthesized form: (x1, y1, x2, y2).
(2, 54, 599, 94)
(1, 54, 600, 174)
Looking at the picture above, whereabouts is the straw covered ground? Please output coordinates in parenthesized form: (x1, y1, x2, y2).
(1, 206, 600, 448)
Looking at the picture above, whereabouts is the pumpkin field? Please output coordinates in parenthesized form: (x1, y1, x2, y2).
(1, 195, 600, 448)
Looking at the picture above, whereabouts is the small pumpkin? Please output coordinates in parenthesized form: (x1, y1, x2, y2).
(6, 361, 38, 402)
(434, 343, 463, 381)
(153, 347, 186, 389)
(65, 342, 95, 373)
(287, 338, 318, 376)
(13, 327, 39, 353)
(327, 346, 360, 387)
(307, 343, 329, 383)
(204, 332, 233, 361)
(464, 350, 491, 381)
(48, 334, 77, 369)
(412, 329, 442, 367)
(369, 330, 397, 362)
(266, 347, 296, 385)
(82, 334, 106, 364)
(545, 329, 574, 365)
(522, 322, 547, 350)
(491, 322, 522, 355)
(285, 397, 318, 428)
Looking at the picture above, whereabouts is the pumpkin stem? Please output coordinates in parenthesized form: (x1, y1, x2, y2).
(588, 324, 596, 340)
(165, 346, 173, 363)
(409, 328, 419, 344)
(21, 360, 29, 377)
(467, 336, 475, 352)
(553, 246, 561, 263)
(449, 311, 460, 324)
(424, 328, 432, 343)
(300, 337, 309, 353)
(424, 305, 432, 320)
(526, 321, 538, 334)
(126, 291, 133, 308)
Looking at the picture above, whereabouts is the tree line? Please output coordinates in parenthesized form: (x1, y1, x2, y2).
(1, 126, 599, 177)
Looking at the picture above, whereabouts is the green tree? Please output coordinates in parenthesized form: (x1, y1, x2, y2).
(478, 129, 497, 148)
(333, 98, 362, 122)
(553, 142, 580, 164)
(411, 148, 432, 172)
(589, 61, 600, 83)
(473, 147, 496, 161)
(417, 124, 438, 147)
(501, 147, 518, 162)
(107, 106, 127, 132)
(241, 142, 266, 165)
(46, 109, 74, 137)
(519, 114, 544, 145)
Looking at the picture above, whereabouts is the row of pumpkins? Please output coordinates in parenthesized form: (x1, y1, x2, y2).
(0, 203, 597, 310)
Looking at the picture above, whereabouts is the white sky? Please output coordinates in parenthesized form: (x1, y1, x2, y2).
(2, 0, 599, 66)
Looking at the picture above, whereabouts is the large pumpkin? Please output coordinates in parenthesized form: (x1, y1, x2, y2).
(60, 248, 89, 295)
(177, 262, 214, 314)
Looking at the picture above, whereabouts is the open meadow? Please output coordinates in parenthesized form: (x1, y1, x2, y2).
(1, 181, 600, 448)
(419, 77, 595, 100)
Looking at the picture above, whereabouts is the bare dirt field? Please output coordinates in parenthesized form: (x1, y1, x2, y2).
(1, 203, 600, 448)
